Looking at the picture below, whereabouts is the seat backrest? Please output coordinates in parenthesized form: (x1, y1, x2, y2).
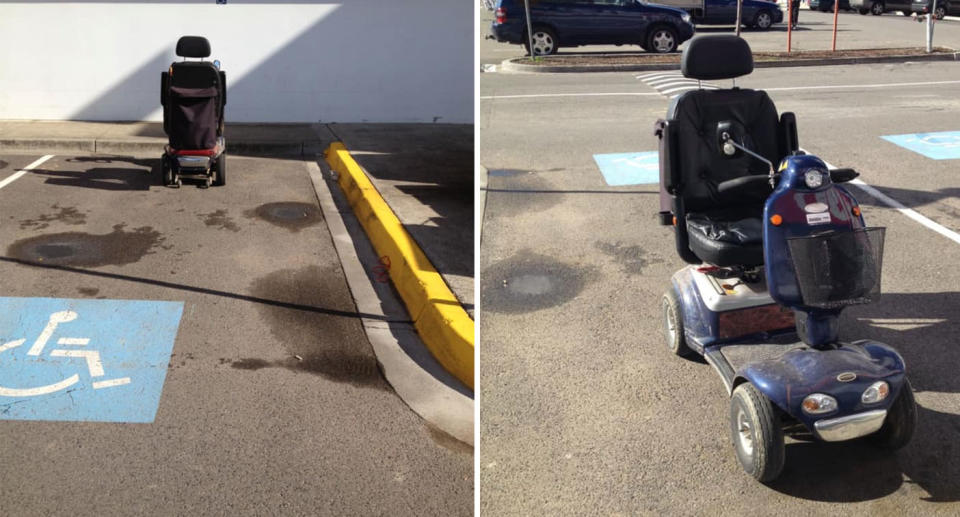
(669, 36, 781, 212)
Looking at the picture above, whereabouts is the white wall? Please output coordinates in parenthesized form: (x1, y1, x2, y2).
(0, 1, 473, 123)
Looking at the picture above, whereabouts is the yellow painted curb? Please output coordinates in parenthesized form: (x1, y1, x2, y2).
(324, 142, 474, 389)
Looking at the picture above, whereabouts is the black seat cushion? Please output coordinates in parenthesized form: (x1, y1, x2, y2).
(686, 208, 764, 267)
(668, 88, 782, 266)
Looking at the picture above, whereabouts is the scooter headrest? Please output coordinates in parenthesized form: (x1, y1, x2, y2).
(681, 35, 753, 80)
(176, 36, 211, 58)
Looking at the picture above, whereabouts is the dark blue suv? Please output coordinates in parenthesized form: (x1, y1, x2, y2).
(490, 0, 696, 54)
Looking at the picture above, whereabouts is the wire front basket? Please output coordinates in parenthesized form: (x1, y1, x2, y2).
(786, 227, 885, 309)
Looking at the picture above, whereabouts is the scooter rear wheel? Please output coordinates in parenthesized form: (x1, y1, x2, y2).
(160, 155, 173, 187)
(661, 290, 693, 357)
(213, 152, 226, 186)
(730, 382, 785, 483)
(869, 377, 917, 450)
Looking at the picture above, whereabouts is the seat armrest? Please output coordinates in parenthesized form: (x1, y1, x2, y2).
(219, 71, 226, 107)
(655, 118, 681, 225)
(779, 112, 799, 157)
(161, 71, 169, 107)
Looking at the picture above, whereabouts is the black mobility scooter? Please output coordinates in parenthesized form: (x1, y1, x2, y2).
(655, 35, 916, 482)
(160, 36, 226, 188)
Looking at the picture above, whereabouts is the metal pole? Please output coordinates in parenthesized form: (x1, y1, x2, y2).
(832, 0, 839, 51)
(736, 0, 743, 36)
(524, 0, 535, 57)
(926, 0, 936, 53)
(787, 0, 793, 53)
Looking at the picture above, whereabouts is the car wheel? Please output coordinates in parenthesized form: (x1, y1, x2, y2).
(213, 152, 226, 186)
(662, 289, 693, 357)
(869, 377, 917, 450)
(754, 10, 774, 29)
(524, 26, 557, 56)
(730, 383, 785, 483)
(934, 5, 946, 18)
(871, 1, 884, 14)
(647, 26, 678, 53)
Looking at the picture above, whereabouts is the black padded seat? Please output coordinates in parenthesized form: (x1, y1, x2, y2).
(658, 35, 789, 267)
(686, 207, 764, 267)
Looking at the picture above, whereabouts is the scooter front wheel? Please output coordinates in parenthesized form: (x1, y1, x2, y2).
(661, 290, 692, 357)
(869, 377, 917, 450)
(730, 382, 785, 483)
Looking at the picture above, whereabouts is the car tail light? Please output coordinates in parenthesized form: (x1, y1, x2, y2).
(496, 7, 506, 24)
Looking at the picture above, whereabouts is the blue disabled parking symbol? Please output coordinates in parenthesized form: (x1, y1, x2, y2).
(0, 297, 183, 423)
(593, 151, 660, 186)
(882, 131, 960, 160)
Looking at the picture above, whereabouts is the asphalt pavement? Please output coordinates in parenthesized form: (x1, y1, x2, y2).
(0, 152, 471, 515)
(479, 59, 960, 514)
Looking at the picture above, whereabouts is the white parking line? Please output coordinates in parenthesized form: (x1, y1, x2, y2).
(480, 92, 662, 99)
(817, 154, 960, 246)
(0, 154, 53, 190)
(764, 79, 960, 92)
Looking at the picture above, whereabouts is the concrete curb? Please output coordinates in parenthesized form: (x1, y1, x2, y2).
(323, 142, 475, 389)
(0, 138, 322, 156)
(306, 160, 473, 446)
(500, 51, 960, 73)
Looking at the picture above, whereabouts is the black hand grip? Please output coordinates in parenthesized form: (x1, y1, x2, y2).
(830, 168, 859, 183)
(717, 175, 771, 198)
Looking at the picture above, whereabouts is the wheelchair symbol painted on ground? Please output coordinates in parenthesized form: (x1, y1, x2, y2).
(0, 297, 183, 423)
(0, 311, 131, 398)
(882, 131, 960, 160)
(593, 151, 660, 186)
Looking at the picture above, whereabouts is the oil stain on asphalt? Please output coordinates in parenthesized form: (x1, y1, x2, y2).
(7, 224, 163, 267)
(245, 264, 386, 389)
(19, 204, 88, 230)
(595, 241, 663, 275)
(481, 251, 593, 314)
(244, 202, 322, 232)
(198, 209, 240, 232)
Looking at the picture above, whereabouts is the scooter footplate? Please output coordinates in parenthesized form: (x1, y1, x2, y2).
(720, 341, 806, 372)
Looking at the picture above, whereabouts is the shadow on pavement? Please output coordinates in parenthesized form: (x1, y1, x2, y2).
(28, 156, 158, 191)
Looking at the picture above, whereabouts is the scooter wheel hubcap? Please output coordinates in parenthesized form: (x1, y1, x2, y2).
(737, 409, 754, 456)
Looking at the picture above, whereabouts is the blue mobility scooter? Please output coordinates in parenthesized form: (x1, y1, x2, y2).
(160, 36, 226, 188)
(655, 35, 916, 482)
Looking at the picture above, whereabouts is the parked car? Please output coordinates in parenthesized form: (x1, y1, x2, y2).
(808, 0, 854, 11)
(850, 0, 913, 15)
(654, 0, 785, 29)
(489, 0, 696, 55)
(911, 0, 954, 18)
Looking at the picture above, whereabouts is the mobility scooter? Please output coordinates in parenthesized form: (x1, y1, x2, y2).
(655, 35, 916, 482)
(160, 35, 226, 188)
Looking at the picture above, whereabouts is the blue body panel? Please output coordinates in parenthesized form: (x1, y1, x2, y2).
(737, 341, 905, 428)
(763, 155, 865, 311)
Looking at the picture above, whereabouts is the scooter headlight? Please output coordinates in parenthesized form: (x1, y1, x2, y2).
(861, 381, 890, 404)
(804, 169, 824, 189)
(802, 393, 837, 414)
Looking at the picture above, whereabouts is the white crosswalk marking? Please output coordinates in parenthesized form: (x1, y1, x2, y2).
(637, 72, 719, 98)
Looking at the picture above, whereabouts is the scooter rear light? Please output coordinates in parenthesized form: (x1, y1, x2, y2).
(770, 214, 783, 226)
(861, 381, 889, 404)
(852, 206, 861, 217)
(495, 7, 506, 24)
(802, 393, 837, 414)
